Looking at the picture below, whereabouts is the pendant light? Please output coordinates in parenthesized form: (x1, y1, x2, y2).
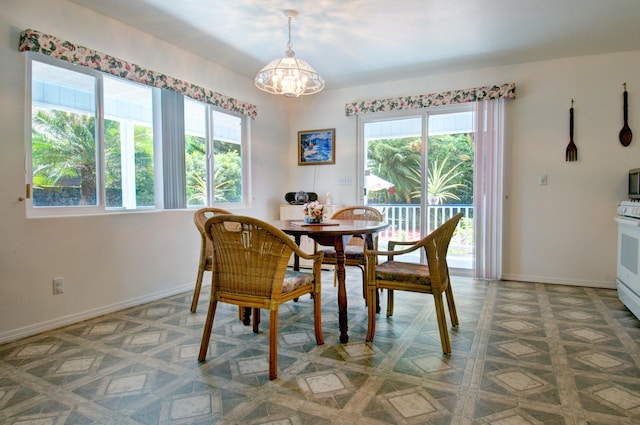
(255, 9, 325, 97)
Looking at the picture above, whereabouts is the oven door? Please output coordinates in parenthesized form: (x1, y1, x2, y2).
(616, 216, 640, 319)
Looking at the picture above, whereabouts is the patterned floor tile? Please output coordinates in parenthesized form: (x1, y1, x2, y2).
(2, 270, 640, 424)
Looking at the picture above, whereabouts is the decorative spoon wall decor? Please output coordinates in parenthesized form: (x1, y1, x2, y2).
(620, 82, 633, 146)
(566, 99, 578, 161)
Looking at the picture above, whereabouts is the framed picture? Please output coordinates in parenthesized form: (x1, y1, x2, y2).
(298, 128, 336, 166)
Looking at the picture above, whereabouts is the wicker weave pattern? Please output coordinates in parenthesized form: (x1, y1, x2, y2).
(190, 207, 231, 312)
(199, 215, 324, 380)
(330, 206, 384, 221)
(365, 212, 463, 353)
(207, 220, 294, 298)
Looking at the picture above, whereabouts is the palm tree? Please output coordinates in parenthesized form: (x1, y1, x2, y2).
(367, 137, 421, 203)
(32, 110, 98, 205)
(410, 156, 464, 204)
(32, 109, 155, 207)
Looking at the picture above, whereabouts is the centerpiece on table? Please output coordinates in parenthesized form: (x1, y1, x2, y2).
(302, 201, 324, 223)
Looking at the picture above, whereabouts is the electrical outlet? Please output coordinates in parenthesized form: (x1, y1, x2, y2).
(53, 277, 64, 294)
(539, 175, 548, 185)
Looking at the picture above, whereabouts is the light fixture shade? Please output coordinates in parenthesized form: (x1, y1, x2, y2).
(255, 10, 325, 98)
(255, 53, 325, 97)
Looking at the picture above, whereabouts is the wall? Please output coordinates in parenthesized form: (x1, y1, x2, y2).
(0, 0, 289, 342)
(288, 51, 640, 288)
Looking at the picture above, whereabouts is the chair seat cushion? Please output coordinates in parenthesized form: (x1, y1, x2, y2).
(283, 270, 314, 293)
(375, 261, 432, 285)
(319, 245, 365, 261)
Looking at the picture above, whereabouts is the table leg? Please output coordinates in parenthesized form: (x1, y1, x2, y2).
(293, 235, 301, 271)
(334, 236, 349, 343)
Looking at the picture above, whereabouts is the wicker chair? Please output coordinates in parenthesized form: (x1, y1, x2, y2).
(365, 212, 463, 353)
(198, 215, 324, 380)
(316, 206, 384, 303)
(191, 207, 232, 313)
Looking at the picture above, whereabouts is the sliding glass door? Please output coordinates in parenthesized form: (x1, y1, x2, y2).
(359, 105, 474, 272)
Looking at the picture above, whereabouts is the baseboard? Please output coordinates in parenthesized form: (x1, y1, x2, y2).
(500, 273, 616, 289)
(0, 283, 193, 345)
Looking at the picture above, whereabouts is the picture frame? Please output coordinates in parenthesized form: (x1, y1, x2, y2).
(298, 128, 336, 166)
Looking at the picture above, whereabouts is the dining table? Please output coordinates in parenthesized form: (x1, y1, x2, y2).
(271, 218, 390, 343)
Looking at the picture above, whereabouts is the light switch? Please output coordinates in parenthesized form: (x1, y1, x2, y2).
(539, 175, 548, 185)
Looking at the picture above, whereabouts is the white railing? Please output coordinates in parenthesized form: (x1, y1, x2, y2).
(370, 204, 474, 265)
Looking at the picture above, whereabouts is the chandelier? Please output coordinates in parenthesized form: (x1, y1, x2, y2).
(255, 10, 325, 97)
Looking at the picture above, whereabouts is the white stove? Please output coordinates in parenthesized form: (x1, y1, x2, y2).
(616, 200, 640, 320)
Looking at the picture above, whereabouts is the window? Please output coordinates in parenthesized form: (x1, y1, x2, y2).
(31, 60, 100, 208)
(184, 98, 244, 207)
(28, 56, 249, 215)
(103, 76, 155, 208)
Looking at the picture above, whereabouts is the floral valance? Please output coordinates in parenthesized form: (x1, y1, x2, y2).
(19, 29, 257, 119)
(345, 83, 515, 116)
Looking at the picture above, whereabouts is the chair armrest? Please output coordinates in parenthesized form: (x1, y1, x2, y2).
(292, 243, 325, 262)
(366, 241, 424, 261)
(388, 240, 419, 250)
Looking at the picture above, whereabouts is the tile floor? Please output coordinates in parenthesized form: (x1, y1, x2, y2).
(1, 269, 640, 424)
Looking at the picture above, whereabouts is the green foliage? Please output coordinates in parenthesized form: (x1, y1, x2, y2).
(32, 110, 98, 205)
(410, 156, 464, 204)
(367, 133, 474, 205)
(186, 135, 242, 205)
(132, 125, 155, 206)
(186, 134, 206, 206)
(32, 109, 155, 207)
(427, 134, 474, 204)
(367, 137, 422, 204)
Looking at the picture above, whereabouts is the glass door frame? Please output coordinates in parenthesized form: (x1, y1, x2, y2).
(356, 103, 474, 274)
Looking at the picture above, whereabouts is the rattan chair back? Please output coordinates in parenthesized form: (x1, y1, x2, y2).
(198, 214, 324, 380)
(330, 205, 384, 222)
(190, 207, 231, 312)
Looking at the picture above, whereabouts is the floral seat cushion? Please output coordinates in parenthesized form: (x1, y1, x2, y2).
(319, 245, 365, 261)
(375, 261, 432, 285)
(283, 270, 315, 293)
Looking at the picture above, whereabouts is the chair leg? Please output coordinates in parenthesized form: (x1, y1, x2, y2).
(386, 290, 394, 317)
(365, 283, 377, 341)
(252, 308, 261, 334)
(313, 286, 324, 345)
(359, 265, 367, 304)
(269, 309, 278, 380)
(445, 284, 459, 327)
(241, 307, 251, 325)
(190, 268, 205, 313)
(433, 294, 452, 354)
(198, 300, 218, 361)
(238, 306, 244, 322)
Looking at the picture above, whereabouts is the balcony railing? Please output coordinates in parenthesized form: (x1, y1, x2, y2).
(369, 203, 474, 268)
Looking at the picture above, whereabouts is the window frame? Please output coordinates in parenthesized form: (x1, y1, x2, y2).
(26, 54, 251, 217)
(184, 97, 250, 209)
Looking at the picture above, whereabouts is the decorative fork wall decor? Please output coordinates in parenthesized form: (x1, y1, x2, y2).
(566, 99, 578, 161)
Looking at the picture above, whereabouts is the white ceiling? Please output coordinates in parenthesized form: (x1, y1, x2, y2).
(69, 0, 640, 89)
